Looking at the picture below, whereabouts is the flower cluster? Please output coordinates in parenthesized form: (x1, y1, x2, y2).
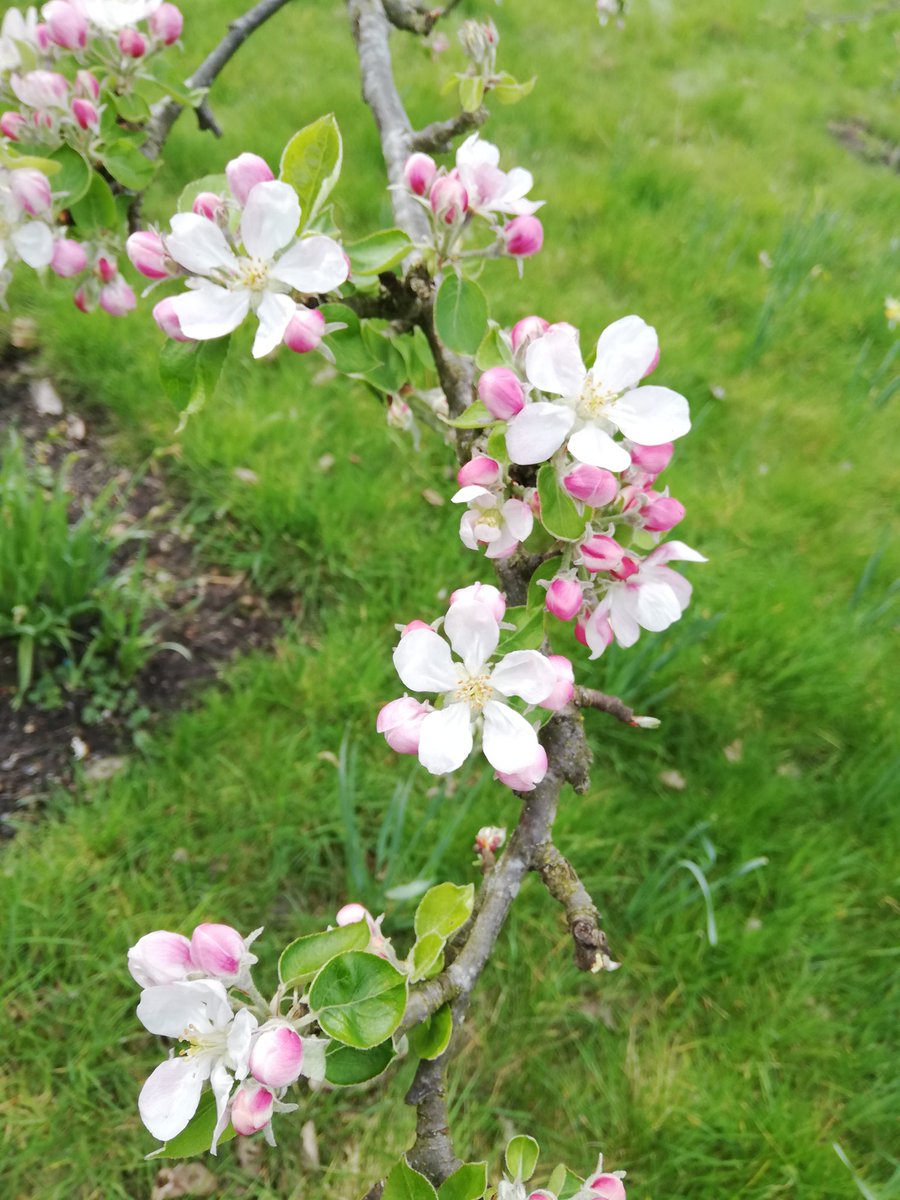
(0, 164, 54, 296)
(453, 313, 705, 657)
(505, 1153, 626, 1200)
(378, 583, 573, 786)
(140, 152, 350, 358)
(403, 133, 543, 265)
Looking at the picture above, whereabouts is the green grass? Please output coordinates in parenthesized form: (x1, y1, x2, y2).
(1, 0, 899, 1197)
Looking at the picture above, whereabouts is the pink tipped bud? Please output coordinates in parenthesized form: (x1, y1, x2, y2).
(504, 215, 543, 258)
(10, 168, 52, 216)
(75, 70, 100, 100)
(563, 464, 618, 508)
(126, 230, 170, 279)
(404, 151, 437, 196)
(149, 2, 183, 44)
(283, 305, 325, 354)
(377, 696, 431, 755)
(496, 744, 548, 793)
(152, 296, 190, 341)
(0, 112, 26, 141)
(73, 285, 91, 313)
(99, 278, 136, 317)
(226, 152, 274, 205)
(50, 238, 88, 278)
(43, 1, 88, 50)
(457, 455, 501, 489)
(628, 441, 673, 476)
(249, 1025, 304, 1089)
(401, 619, 432, 636)
(118, 27, 146, 57)
(545, 577, 583, 622)
(34, 23, 51, 50)
(127, 930, 194, 987)
(96, 255, 117, 283)
(510, 314, 549, 353)
(71, 97, 99, 130)
(539, 654, 574, 711)
(190, 923, 249, 980)
(448, 581, 506, 622)
(230, 1083, 274, 1137)
(474, 826, 506, 853)
(529, 1193, 557, 1200)
(643, 495, 685, 532)
(586, 1176, 627, 1200)
(336, 903, 372, 928)
(580, 534, 626, 574)
(430, 175, 468, 224)
(192, 190, 223, 220)
(477, 366, 525, 420)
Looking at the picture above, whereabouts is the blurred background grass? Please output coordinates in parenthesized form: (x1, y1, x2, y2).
(1, 0, 898, 1197)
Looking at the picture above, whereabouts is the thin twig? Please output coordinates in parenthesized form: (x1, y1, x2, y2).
(574, 685, 644, 727)
(411, 107, 488, 153)
(383, 0, 463, 33)
(531, 841, 615, 972)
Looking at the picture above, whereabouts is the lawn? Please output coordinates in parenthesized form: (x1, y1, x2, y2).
(1, 0, 898, 1198)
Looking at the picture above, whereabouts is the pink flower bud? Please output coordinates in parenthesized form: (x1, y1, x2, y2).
(96, 255, 117, 283)
(283, 305, 325, 353)
(226, 152, 274, 205)
(10, 168, 52, 216)
(474, 826, 506, 853)
(336, 903, 372, 927)
(152, 296, 191, 341)
(401, 619, 432, 636)
(457, 455, 501, 489)
(614, 556, 639, 581)
(448, 581, 506, 622)
(118, 27, 146, 57)
(126, 230, 170, 279)
(545, 577, 583, 622)
(504, 215, 543, 258)
(99, 278, 136, 317)
(230, 1082, 274, 1137)
(510, 314, 549, 353)
(192, 190, 223, 220)
(586, 1175, 626, 1200)
(404, 151, 437, 196)
(478, 366, 524, 420)
(73, 285, 91, 313)
(539, 654, 574, 711)
(430, 175, 468, 224)
(43, 1, 87, 50)
(529, 1193, 557, 1200)
(190, 923, 248, 980)
(580, 534, 626, 574)
(75, 70, 100, 100)
(563, 464, 618, 508)
(496, 744, 548, 792)
(377, 696, 431, 755)
(127, 930, 194, 987)
(643, 495, 685, 532)
(627, 441, 673, 476)
(50, 238, 88, 278)
(149, 2, 183, 44)
(71, 97, 99, 129)
(0, 112, 26, 140)
(249, 1025, 304, 1089)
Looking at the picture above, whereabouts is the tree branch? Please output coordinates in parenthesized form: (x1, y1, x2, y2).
(574, 684, 659, 729)
(531, 841, 615, 973)
(411, 107, 488, 154)
(404, 1052, 460, 1185)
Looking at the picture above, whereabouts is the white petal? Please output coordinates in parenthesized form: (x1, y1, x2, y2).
(456, 133, 499, 169)
(11, 222, 53, 269)
(608, 587, 641, 647)
(506, 402, 575, 466)
(393, 628, 458, 694)
(208, 1060, 235, 1154)
(418, 703, 473, 775)
(501, 499, 533, 542)
(139, 1056, 206, 1142)
(634, 581, 683, 632)
(166, 213, 237, 275)
(170, 285, 250, 341)
(525, 327, 586, 397)
(444, 598, 499, 673)
(593, 315, 658, 394)
(611, 386, 691, 444)
(481, 701, 540, 773)
(298, 1036, 328, 1082)
(452, 484, 494, 505)
(251, 291, 295, 359)
(491, 650, 556, 703)
(136, 980, 229, 1039)
(239, 180, 300, 260)
(271, 235, 349, 294)
(651, 564, 693, 610)
(226, 1007, 258, 1076)
(645, 539, 707, 565)
(567, 424, 632, 471)
(459, 511, 479, 550)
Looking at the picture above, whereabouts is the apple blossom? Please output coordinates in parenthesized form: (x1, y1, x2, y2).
(538, 655, 574, 712)
(99, 276, 136, 316)
(71, 97, 99, 129)
(152, 295, 190, 340)
(230, 1081, 274, 1136)
(148, 1, 182, 43)
(504, 215, 543, 258)
(127, 929, 194, 987)
(42, 1, 88, 49)
(495, 743, 547, 791)
(454, 133, 542, 219)
(10, 69, 69, 110)
(81, 0, 162, 32)
(248, 1024, 304, 1089)
(474, 825, 506, 853)
(190, 922, 260, 984)
(9, 168, 51, 216)
(75, 69, 100, 99)
(478, 366, 525, 420)
(510, 314, 549, 353)
(50, 237, 88, 277)
(283, 304, 325, 353)
(192, 190, 224, 220)
(579, 533, 628, 574)
(544, 577, 583, 622)
(448, 581, 506, 623)
(640, 493, 685, 532)
(454, 485, 534, 559)
(96, 254, 116, 283)
(0, 111, 25, 139)
(376, 695, 433, 754)
(563, 464, 618, 507)
(226, 152, 274, 205)
(430, 175, 468, 225)
(118, 26, 146, 56)
(125, 229, 172, 279)
(457, 455, 502, 489)
(404, 151, 437, 196)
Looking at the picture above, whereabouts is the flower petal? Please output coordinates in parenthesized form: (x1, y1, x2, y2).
(11, 221, 53, 268)
(634, 580, 683, 631)
(593, 315, 658, 394)
(251, 290, 295, 359)
(612, 385, 691, 444)
(501, 498, 533, 542)
(645, 539, 707, 565)
(444, 598, 499, 673)
(490, 650, 556, 703)
(452, 484, 494, 505)
(170, 284, 250, 341)
(139, 1056, 206, 1143)
(165, 213, 237, 274)
(239, 180, 300, 260)
(481, 701, 540, 774)
(136, 979, 229, 1039)
(525, 327, 586, 397)
(209, 1059, 235, 1155)
(567, 424, 632, 471)
(271, 234, 349, 294)
(393, 628, 458, 694)
(227, 1006, 258, 1077)
(418, 703, 473, 774)
(506, 402, 575, 466)
(608, 587, 641, 647)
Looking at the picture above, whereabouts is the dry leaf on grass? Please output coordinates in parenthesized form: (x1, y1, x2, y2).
(151, 1162, 217, 1200)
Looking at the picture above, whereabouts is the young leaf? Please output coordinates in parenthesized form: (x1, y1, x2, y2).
(318, 302, 379, 374)
(475, 323, 512, 371)
(414, 882, 475, 941)
(279, 115, 342, 227)
(407, 932, 445, 983)
(279, 919, 370, 987)
(438, 1162, 489, 1200)
(434, 275, 489, 356)
(383, 1158, 439, 1200)
(308, 951, 407, 1049)
(69, 173, 119, 235)
(557, 1168, 586, 1200)
(347, 228, 413, 276)
(459, 75, 485, 114)
(490, 72, 537, 106)
(112, 90, 151, 124)
(324, 1040, 394, 1086)
(101, 138, 156, 190)
(496, 605, 546, 654)
(537, 464, 588, 541)
(159, 338, 230, 434)
(147, 1091, 236, 1160)
(409, 1003, 453, 1061)
(443, 400, 498, 430)
(360, 324, 408, 393)
(505, 1135, 540, 1182)
(48, 145, 91, 206)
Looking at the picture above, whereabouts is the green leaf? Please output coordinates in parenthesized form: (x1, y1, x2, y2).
(48, 145, 90, 206)
(347, 228, 412, 276)
(475, 323, 512, 371)
(319, 302, 379, 375)
(112, 90, 151, 123)
(438, 1162, 489, 1200)
(414, 882, 475, 941)
(556, 1168, 585, 1200)
(177, 173, 227, 214)
(485, 426, 510, 466)
(279, 115, 342, 228)
(308, 951, 407, 1049)
(148, 1091, 236, 1160)
(69, 172, 119, 235)
(409, 1003, 453, 1060)
(383, 1158, 438, 1200)
(159, 338, 230, 434)
(505, 1135, 540, 1182)
(279, 920, 370, 987)
(324, 1040, 394, 1085)
(459, 75, 485, 114)
(434, 275, 488, 356)
(101, 138, 156, 190)
(496, 605, 545, 654)
(360, 323, 409, 393)
(537, 464, 588, 541)
(490, 72, 537, 106)
(443, 400, 498, 430)
(527, 556, 563, 612)
(408, 932, 445, 983)
(145, 57, 198, 107)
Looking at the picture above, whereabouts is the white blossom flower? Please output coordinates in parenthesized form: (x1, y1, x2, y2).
(452, 484, 533, 558)
(506, 316, 690, 471)
(454, 133, 543, 219)
(0, 7, 40, 71)
(0, 172, 54, 299)
(80, 0, 161, 32)
(163, 179, 348, 358)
